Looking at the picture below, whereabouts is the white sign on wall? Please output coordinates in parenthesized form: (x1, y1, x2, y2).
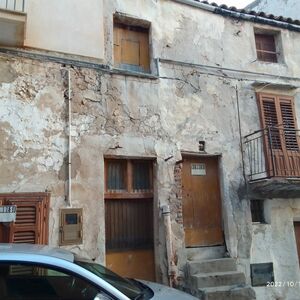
(191, 163, 206, 176)
(0, 205, 17, 222)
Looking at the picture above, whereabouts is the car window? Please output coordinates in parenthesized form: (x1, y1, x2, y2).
(0, 263, 113, 300)
(75, 259, 144, 299)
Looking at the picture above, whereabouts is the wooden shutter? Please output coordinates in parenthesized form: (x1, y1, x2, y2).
(255, 34, 277, 62)
(0, 193, 50, 244)
(257, 93, 300, 176)
(113, 23, 150, 72)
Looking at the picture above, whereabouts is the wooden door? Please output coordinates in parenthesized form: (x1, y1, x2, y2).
(105, 159, 155, 281)
(182, 156, 224, 247)
(0, 193, 50, 244)
(294, 222, 300, 266)
(257, 93, 300, 177)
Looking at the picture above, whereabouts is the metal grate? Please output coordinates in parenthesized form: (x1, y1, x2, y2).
(244, 126, 300, 180)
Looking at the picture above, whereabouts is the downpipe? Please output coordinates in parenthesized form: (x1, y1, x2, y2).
(162, 205, 177, 287)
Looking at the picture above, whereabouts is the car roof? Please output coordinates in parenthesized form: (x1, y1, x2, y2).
(0, 243, 74, 262)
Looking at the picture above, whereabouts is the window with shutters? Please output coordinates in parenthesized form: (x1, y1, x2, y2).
(0, 193, 50, 244)
(104, 159, 153, 251)
(255, 33, 278, 63)
(257, 93, 300, 177)
(113, 16, 150, 73)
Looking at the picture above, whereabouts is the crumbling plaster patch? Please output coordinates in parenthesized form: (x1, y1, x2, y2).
(0, 54, 252, 281)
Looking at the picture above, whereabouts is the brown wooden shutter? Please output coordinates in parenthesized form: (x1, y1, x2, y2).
(113, 23, 150, 72)
(279, 97, 299, 151)
(8, 200, 40, 243)
(255, 34, 277, 62)
(258, 94, 282, 150)
(257, 93, 300, 176)
(0, 193, 50, 244)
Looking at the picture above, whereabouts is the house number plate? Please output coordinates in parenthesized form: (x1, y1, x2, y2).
(0, 205, 17, 222)
(191, 163, 206, 176)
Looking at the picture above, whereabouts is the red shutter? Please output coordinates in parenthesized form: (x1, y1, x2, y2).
(0, 193, 50, 244)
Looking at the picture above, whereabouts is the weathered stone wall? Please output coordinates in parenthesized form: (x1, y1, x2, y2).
(1, 0, 300, 298)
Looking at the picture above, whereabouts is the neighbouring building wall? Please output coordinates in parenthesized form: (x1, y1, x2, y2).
(24, 0, 104, 60)
(1, 0, 300, 298)
(251, 199, 300, 300)
(246, 0, 300, 20)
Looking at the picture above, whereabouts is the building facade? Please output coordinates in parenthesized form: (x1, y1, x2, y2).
(246, 0, 300, 20)
(1, 0, 300, 299)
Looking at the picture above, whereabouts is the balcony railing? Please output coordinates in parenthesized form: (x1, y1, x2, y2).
(0, 0, 25, 12)
(244, 127, 300, 181)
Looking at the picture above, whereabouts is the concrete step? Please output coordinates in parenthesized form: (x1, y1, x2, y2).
(186, 246, 226, 261)
(191, 271, 246, 289)
(188, 258, 237, 275)
(200, 285, 256, 300)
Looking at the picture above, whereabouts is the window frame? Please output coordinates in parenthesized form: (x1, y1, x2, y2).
(0, 261, 115, 300)
(255, 33, 278, 63)
(113, 15, 151, 74)
(105, 159, 153, 200)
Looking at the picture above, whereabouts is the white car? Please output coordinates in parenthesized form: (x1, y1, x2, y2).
(0, 243, 197, 300)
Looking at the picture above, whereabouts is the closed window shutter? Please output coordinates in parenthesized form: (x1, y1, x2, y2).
(113, 23, 150, 72)
(7, 200, 41, 244)
(0, 193, 50, 245)
(279, 97, 299, 151)
(257, 93, 300, 176)
(255, 34, 277, 62)
(258, 94, 282, 150)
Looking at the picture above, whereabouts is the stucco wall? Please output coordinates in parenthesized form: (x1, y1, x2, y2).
(251, 199, 300, 300)
(24, 0, 104, 60)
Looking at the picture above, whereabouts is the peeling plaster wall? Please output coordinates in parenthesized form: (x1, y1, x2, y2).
(1, 0, 300, 298)
(251, 199, 300, 299)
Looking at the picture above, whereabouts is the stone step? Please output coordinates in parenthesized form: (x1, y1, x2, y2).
(191, 271, 246, 289)
(200, 285, 256, 300)
(188, 258, 237, 275)
(186, 246, 226, 261)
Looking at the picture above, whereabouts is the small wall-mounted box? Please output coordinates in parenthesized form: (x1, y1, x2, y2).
(59, 208, 83, 246)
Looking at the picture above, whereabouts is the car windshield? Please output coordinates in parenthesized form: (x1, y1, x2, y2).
(75, 257, 143, 299)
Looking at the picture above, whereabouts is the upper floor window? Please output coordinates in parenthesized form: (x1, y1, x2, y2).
(255, 33, 278, 63)
(255, 32, 280, 63)
(113, 17, 150, 73)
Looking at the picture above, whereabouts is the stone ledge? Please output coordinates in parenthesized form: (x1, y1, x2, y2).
(249, 178, 300, 199)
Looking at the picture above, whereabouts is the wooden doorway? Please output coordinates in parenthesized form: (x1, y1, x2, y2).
(0, 193, 50, 244)
(182, 156, 224, 247)
(294, 222, 300, 266)
(105, 159, 155, 281)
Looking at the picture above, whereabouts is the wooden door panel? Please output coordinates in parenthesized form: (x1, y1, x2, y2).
(106, 249, 155, 281)
(182, 156, 223, 247)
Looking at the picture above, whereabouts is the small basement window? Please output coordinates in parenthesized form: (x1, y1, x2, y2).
(254, 33, 278, 63)
(251, 200, 265, 223)
(113, 16, 150, 73)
